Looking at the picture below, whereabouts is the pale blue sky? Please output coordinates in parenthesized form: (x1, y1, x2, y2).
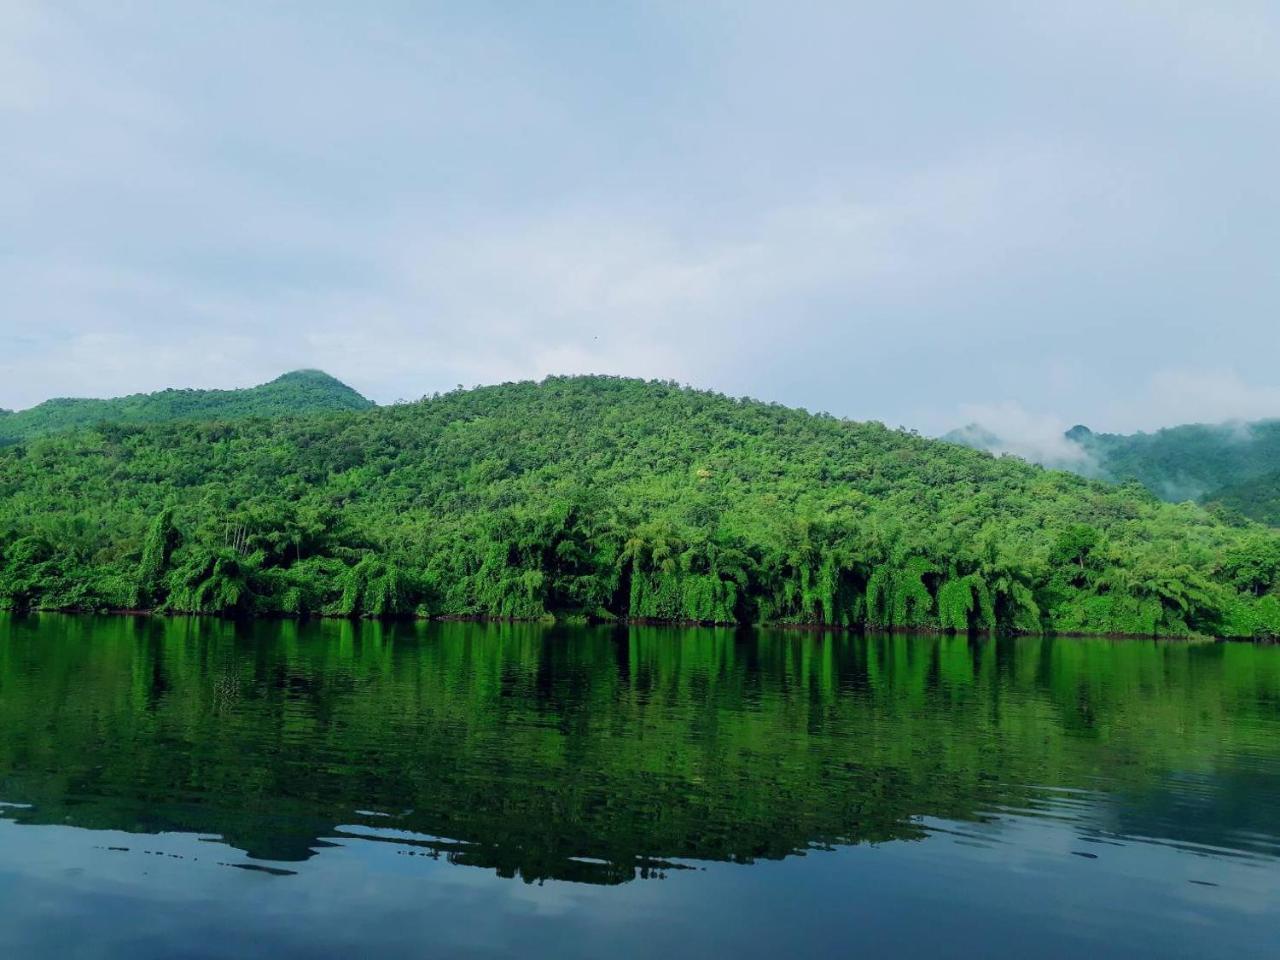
(3, 1, 1279, 439)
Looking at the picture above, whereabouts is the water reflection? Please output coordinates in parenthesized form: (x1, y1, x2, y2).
(1, 614, 1278, 884)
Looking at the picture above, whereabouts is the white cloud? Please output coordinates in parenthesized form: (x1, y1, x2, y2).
(2, 138, 1102, 409)
(1, 1, 1279, 432)
(333, 141, 1122, 401)
(950, 402, 1096, 471)
(940, 368, 1280, 469)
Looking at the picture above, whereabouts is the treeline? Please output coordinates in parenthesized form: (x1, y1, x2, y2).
(2, 376, 1280, 637)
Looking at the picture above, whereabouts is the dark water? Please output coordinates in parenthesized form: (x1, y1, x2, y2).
(0, 615, 1278, 958)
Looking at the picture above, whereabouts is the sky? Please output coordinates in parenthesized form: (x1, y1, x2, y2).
(3, 1, 1279, 440)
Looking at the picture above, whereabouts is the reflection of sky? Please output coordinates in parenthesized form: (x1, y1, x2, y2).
(1, 807, 1276, 960)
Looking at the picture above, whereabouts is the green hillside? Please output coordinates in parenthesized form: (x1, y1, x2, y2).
(2, 376, 1279, 638)
(0, 370, 372, 444)
(1208, 470, 1280, 527)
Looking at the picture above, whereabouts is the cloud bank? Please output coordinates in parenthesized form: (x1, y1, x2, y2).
(2, 1, 1279, 435)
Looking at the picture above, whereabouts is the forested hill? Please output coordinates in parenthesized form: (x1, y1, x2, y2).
(2, 375, 1279, 638)
(946, 419, 1280, 525)
(0, 370, 372, 444)
(1209, 471, 1280, 529)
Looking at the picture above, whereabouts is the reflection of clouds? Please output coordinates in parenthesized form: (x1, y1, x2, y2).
(2, 801, 1278, 959)
(0, 817, 683, 957)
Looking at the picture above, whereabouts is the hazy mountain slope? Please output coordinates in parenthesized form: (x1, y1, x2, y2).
(1070, 421, 1280, 502)
(0, 370, 372, 444)
(3, 376, 1279, 637)
(1206, 470, 1280, 526)
(946, 418, 1280, 522)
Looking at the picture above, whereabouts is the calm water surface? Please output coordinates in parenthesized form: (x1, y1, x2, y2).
(0, 614, 1278, 958)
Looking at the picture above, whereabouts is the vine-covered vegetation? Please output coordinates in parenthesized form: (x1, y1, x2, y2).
(2, 375, 1280, 637)
(0, 369, 371, 444)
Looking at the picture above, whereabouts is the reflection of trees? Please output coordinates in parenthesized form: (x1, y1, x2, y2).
(0, 615, 1276, 884)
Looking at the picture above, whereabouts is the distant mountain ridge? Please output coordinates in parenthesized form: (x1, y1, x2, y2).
(945, 417, 1280, 525)
(0, 370, 373, 444)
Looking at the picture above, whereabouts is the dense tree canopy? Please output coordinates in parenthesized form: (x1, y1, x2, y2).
(1210, 469, 1280, 527)
(0, 369, 371, 444)
(2, 375, 1279, 637)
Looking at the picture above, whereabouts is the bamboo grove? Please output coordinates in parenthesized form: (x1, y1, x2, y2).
(2, 376, 1280, 638)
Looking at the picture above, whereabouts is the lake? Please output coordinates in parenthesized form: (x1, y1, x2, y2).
(0, 615, 1277, 958)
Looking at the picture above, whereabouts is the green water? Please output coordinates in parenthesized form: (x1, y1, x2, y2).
(0, 614, 1278, 957)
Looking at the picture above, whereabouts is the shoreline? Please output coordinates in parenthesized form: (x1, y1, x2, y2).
(0, 606, 1259, 643)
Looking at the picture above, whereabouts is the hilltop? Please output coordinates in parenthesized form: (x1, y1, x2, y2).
(0, 370, 372, 444)
(2, 375, 1279, 637)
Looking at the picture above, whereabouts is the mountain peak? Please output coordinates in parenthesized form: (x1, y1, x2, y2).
(271, 369, 343, 384)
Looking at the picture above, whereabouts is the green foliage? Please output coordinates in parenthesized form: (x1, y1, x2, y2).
(937, 574, 995, 632)
(1, 374, 1279, 635)
(132, 507, 180, 608)
(1222, 535, 1280, 596)
(1209, 470, 1280, 527)
(1049, 524, 1101, 587)
(867, 558, 938, 627)
(892, 557, 937, 626)
(337, 554, 413, 618)
(1221, 593, 1280, 641)
(164, 547, 261, 615)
